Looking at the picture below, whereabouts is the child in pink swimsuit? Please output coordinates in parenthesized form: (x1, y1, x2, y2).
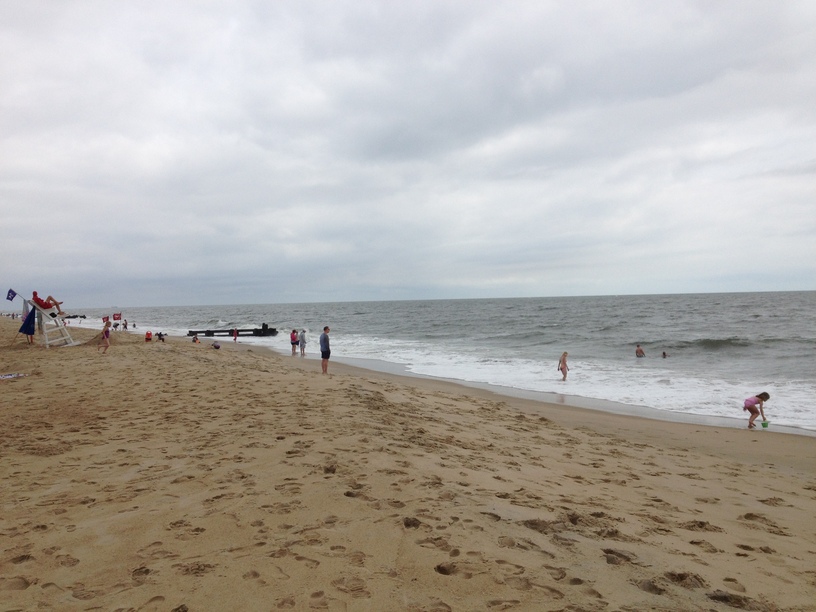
(743, 392, 769, 429)
(97, 320, 112, 354)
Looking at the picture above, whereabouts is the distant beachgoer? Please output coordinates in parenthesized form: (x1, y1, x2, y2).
(156, 332, 166, 343)
(32, 291, 65, 315)
(233, 328, 238, 342)
(192, 334, 200, 344)
(144, 331, 152, 342)
(319, 326, 331, 374)
(123, 319, 128, 330)
(290, 329, 299, 355)
(557, 351, 569, 381)
(743, 392, 769, 429)
(298, 329, 307, 357)
(212, 341, 221, 350)
(635, 344, 645, 358)
(662, 351, 669, 358)
(98, 320, 112, 353)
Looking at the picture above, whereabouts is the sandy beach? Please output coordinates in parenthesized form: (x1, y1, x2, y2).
(1, 316, 815, 611)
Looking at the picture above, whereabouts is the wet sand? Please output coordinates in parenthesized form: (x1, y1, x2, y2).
(2, 317, 815, 610)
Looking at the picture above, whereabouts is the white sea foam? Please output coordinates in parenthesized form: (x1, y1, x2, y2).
(261, 327, 815, 431)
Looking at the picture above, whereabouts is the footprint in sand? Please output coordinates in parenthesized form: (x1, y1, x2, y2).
(309, 590, 329, 609)
(708, 589, 766, 608)
(406, 597, 452, 611)
(635, 579, 666, 595)
(131, 566, 152, 585)
(173, 562, 216, 576)
(503, 576, 564, 599)
(487, 599, 521, 609)
(737, 512, 789, 536)
(434, 562, 473, 579)
(294, 555, 320, 569)
(331, 576, 371, 598)
(722, 577, 746, 592)
(690, 539, 721, 553)
(275, 596, 297, 608)
(679, 520, 723, 533)
(137, 541, 179, 561)
(56, 554, 79, 566)
(664, 571, 708, 589)
(70, 584, 97, 600)
(0, 576, 32, 590)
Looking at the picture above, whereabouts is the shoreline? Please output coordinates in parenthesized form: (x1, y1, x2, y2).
(3, 318, 816, 610)
(268, 347, 816, 438)
(11, 302, 813, 434)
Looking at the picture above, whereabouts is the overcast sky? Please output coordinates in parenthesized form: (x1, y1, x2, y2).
(2, 1, 814, 308)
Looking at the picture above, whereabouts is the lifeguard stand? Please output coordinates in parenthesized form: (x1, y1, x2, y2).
(28, 300, 80, 347)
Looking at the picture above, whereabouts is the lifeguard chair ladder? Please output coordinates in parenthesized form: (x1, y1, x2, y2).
(28, 300, 79, 348)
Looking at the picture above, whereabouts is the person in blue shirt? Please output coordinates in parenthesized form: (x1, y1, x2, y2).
(319, 326, 331, 374)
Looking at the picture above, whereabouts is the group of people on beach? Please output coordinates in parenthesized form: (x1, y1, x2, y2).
(291, 327, 332, 374)
(15, 290, 777, 431)
(289, 329, 307, 356)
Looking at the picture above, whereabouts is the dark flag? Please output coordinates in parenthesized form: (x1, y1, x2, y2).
(6, 288, 17, 301)
(19, 308, 36, 336)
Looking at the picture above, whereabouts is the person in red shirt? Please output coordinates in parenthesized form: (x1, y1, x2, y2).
(32, 291, 64, 314)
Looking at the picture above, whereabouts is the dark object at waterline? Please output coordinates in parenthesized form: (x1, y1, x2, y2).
(187, 324, 277, 337)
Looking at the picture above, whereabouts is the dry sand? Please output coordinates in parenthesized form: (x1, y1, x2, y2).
(1, 316, 815, 611)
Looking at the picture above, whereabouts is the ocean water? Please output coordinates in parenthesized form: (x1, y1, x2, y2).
(77, 292, 815, 432)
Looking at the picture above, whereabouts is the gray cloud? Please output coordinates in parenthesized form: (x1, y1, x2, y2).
(1, 1, 814, 307)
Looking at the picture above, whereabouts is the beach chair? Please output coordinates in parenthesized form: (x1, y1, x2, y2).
(27, 300, 80, 348)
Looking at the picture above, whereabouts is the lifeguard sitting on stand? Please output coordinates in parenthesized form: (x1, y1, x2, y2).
(32, 291, 65, 315)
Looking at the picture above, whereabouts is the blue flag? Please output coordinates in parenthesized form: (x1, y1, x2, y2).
(19, 308, 36, 336)
(6, 288, 16, 301)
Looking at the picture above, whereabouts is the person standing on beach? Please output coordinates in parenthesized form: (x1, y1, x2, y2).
(290, 329, 299, 355)
(743, 392, 769, 429)
(319, 326, 330, 374)
(635, 344, 645, 358)
(97, 320, 112, 353)
(557, 352, 569, 381)
(298, 329, 307, 357)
